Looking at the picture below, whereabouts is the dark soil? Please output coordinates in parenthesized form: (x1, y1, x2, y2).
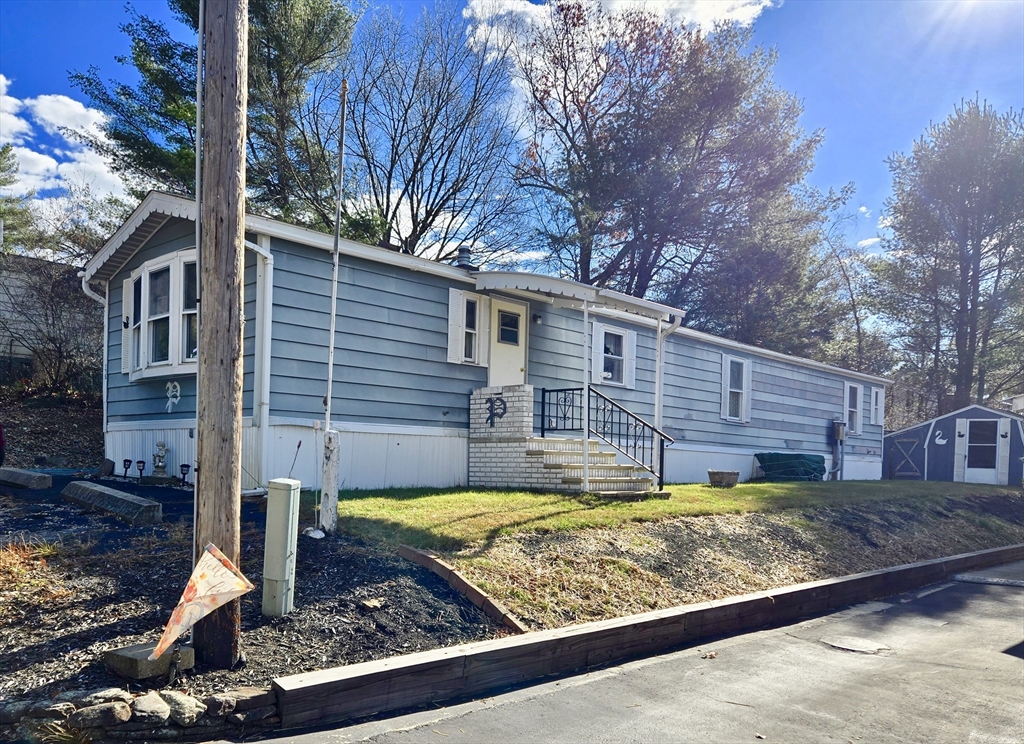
(0, 476, 504, 704)
(0, 390, 104, 470)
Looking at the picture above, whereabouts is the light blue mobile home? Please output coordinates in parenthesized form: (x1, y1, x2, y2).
(81, 192, 888, 490)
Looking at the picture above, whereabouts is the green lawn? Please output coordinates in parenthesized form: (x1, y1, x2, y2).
(334, 480, 1021, 551)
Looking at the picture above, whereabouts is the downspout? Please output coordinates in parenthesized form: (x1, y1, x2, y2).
(256, 236, 274, 487)
(582, 301, 590, 493)
(655, 313, 682, 483)
(655, 314, 682, 432)
(79, 274, 107, 439)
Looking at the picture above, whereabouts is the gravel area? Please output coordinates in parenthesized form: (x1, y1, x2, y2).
(0, 476, 503, 705)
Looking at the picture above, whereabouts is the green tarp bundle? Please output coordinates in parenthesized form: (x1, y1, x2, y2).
(754, 452, 826, 481)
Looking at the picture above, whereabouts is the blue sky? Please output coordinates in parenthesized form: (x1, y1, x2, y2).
(1, 0, 1022, 249)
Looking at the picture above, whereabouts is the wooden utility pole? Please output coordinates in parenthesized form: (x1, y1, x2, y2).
(194, 0, 248, 669)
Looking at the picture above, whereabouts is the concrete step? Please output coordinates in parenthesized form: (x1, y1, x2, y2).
(561, 476, 653, 491)
(525, 437, 604, 452)
(592, 490, 671, 501)
(529, 451, 619, 465)
(545, 464, 638, 479)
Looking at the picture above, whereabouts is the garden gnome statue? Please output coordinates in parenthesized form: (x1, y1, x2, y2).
(153, 441, 169, 478)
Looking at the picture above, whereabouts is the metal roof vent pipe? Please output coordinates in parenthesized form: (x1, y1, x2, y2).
(455, 245, 476, 270)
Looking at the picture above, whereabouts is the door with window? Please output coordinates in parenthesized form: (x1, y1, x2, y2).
(964, 419, 1000, 484)
(488, 298, 527, 387)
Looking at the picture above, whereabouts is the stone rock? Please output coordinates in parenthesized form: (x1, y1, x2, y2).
(230, 686, 275, 712)
(227, 704, 276, 725)
(80, 687, 133, 707)
(68, 702, 131, 729)
(0, 699, 36, 725)
(202, 693, 236, 717)
(104, 725, 184, 740)
(51, 688, 91, 705)
(26, 702, 77, 719)
(103, 641, 194, 680)
(131, 691, 171, 725)
(99, 458, 116, 476)
(159, 691, 206, 727)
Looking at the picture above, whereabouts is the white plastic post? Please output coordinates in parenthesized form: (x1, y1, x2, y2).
(321, 429, 340, 534)
(263, 478, 300, 617)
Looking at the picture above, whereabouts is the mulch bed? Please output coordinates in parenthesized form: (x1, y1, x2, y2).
(0, 391, 104, 470)
(0, 476, 504, 704)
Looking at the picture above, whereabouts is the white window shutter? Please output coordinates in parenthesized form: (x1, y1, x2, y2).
(121, 277, 132, 374)
(953, 418, 967, 482)
(871, 387, 885, 426)
(997, 417, 1011, 485)
(591, 322, 605, 385)
(624, 329, 637, 389)
(743, 359, 753, 423)
(478, 295, 491, 367)
(720, 353, 730, 420)
(446, 288, 465, 364)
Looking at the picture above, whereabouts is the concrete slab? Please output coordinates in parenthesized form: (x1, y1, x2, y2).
(103, 642, 194, 680)
(952, 559, 1024, 587)
(0, 468, 52, 490)
(61, 481, 162, 526)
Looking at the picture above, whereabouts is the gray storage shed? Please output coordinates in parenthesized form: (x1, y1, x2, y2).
(883, 405, 1024, 486)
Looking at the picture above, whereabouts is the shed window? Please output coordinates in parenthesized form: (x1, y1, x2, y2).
(122, 249, 198, 379)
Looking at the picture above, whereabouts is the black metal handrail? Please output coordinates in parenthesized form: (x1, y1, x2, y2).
(540, 387, 674, 489)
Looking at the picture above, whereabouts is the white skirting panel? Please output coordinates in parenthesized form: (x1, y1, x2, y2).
(105, 421, 261, 490)
(264, 422, 468, 491)
(665, 445, 881, 484)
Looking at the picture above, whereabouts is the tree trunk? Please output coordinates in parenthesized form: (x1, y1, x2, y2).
(193, 0, 248, 670)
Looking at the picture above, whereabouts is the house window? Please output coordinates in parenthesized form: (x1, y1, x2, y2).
(720, 354, 751, 422)
(590, 322, 637, 389)
(122, 249, 198, 379)
(447, 288, 489, 365)
(845, 382, 863, 435)
(603, 330, 624, 384)
(498, 310, 520, 345)
(870, 386, 884, 426)
(464, 297, 478, 362)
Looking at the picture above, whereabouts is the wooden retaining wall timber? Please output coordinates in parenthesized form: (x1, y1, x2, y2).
(273, 543, 1024, 729)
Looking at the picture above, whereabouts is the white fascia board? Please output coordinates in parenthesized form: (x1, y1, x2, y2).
(671, 326, 892, 387)
(244, 215, 476, 285)
(85, 192, 195, 282)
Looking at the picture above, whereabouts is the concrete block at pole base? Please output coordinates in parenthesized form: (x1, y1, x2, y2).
(263, 478, 300, 617)
(61, 481, 162, 526)
(321, 430, 340, 534)
(103, 642, 195, 680)
(0, 468, 52, 490)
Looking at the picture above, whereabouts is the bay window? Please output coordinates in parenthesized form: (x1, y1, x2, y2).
(121, 249, 198, 379)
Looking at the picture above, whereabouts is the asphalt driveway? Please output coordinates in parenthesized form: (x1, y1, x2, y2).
(259, 561, 1024, 744)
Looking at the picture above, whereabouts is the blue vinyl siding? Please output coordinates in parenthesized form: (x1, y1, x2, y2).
(266, 238, 485, 428)
(106, 218, 256, 423)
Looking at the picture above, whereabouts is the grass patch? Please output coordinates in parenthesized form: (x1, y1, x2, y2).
(335, 480, 1021, 551)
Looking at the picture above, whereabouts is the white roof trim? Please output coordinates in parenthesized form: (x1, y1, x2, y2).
(86, 191, 476, 286)
(885, 403, 1024, 438)
(474, 271, 680, 321)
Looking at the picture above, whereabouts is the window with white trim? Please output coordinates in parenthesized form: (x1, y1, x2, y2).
(720, 354, 752, 422)
(447, 288, 489, 365)
(845, 382, 863, 435)
(121, 249, 198, 379)
(590, 322, 637, 389)
(870, 386, 884, 427)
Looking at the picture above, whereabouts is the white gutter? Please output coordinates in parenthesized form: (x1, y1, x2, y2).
(79, 273, 108, 437)
(654, 313, 682, 432)
(582, 301, 590, 493)
(255, 236, 274, 487)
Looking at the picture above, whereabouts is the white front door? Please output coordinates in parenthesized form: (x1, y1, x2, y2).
(488, 297, 527, 387)
(964, 419, 999, 484)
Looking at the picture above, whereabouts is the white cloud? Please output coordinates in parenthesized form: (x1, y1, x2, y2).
(877, 215, 893, 230)
(0, 77, 124, 200)
(26, 94, 107, 142)
(0, 74, 33, 145)
(857, 237, 881, 249)
(858, 205, 871, 218)
(467, 0, 776, 32)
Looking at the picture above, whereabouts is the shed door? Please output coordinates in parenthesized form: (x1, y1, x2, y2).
(964, 419, 1000, 484)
